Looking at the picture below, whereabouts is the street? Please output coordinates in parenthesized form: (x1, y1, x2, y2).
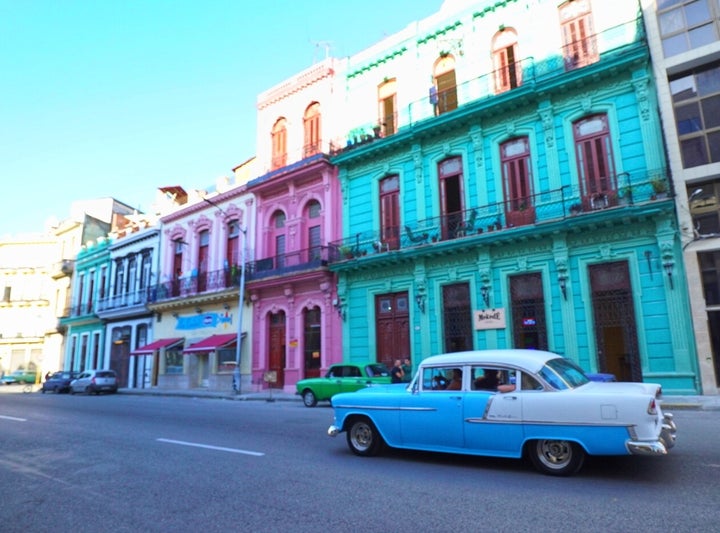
(1, 391, 719, 533)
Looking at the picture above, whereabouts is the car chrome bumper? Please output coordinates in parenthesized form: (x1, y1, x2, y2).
(327, 425, 341, 437)
(660, 413, 677, 450)
(627, 413, 676, 456)
(626, 439, 667, 456)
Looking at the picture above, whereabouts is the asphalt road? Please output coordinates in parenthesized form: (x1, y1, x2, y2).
(1, 392, 718, 533)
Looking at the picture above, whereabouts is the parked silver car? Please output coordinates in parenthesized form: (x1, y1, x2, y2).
(69, 369, 118, 395)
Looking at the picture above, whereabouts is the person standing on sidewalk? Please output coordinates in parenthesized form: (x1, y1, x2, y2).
(401, 358, 412, 382)
(391, 359, 405, 383)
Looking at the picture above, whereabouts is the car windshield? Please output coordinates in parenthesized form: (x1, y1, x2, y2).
(366, 364, 390, 377)
(538, 358, 590, 390)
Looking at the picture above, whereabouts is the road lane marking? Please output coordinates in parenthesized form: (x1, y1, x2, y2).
(0, 415, 26, 422)
(156, 438, 265, 456)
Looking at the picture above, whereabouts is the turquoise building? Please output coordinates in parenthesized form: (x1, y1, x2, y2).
(328, 0, 699, 393)
(60, 236, 111, 375)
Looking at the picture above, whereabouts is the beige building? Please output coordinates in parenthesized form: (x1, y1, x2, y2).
(0, 234, 59, 380)
(642, 0, 720, 394)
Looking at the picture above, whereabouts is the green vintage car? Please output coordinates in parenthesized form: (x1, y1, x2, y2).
(2, 370, 39, 385)
(296, 363, 392, 407)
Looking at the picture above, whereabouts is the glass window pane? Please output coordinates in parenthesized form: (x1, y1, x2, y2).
(702, 95, 720, 128)
(685, 0, 711, 26)
(675, 102, 703, 133)
(689, 24, 717, 48)
(670, 75, 697, 101)
(681, 136, 709, 167)
(696, 65, 720, 96)
(709, 131, 720, 163)
(663, 33, 689, 56)
(659, 8, 685, 35)
(658, 0, 683, 8)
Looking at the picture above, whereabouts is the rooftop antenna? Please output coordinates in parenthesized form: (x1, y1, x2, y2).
(311, 40, 333, 63)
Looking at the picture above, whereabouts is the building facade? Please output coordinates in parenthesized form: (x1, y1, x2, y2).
(0, 235, 58, 380)
(96, 217, 160, 389)
(246, 58, 345, 392)
(642, 0, 720, 395)
(60, 237, 111, 376)
(327, 0, 700, 393)
(146, 179, 256, 392)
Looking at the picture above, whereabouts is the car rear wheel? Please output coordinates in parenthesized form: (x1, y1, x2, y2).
(346, 418, 384, 457)
(528, 439, 585, 476)
(302, 389, 317, 408)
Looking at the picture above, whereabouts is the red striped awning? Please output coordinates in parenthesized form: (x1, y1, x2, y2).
(131, 337, 184, 355)
(183, 333, 237, 354)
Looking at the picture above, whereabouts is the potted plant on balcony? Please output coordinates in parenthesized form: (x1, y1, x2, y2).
(651, 176, 668, 199)
(618, 185, 633, 205)
(339, 245, 354, 259)
(570, 203, 583, 215)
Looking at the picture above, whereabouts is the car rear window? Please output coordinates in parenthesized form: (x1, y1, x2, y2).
(96, 371, 116, 378)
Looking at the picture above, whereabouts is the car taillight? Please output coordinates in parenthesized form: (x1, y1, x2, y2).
(647, 398, 658, 415)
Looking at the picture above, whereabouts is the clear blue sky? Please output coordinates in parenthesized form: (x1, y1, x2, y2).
(0, 0, 440, 237)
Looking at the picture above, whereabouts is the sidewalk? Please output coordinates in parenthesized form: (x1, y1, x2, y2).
(117, 387, 300, 402)
(116, 387, 720, 410)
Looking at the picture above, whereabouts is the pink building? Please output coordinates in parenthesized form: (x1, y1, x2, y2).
(247, 58, 345, 392)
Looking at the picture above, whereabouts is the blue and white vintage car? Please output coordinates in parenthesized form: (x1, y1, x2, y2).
(328, 350, 677, 476)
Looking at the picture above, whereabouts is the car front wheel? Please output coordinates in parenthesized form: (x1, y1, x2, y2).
(528, 439, 585, 476)
(346, 418, 384, 457)
(302, 389, 317, 407)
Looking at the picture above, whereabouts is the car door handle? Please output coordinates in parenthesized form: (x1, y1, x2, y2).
(449, 396, 462, 400)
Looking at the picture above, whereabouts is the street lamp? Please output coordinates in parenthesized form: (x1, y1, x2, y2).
(202, 197, 246, 394)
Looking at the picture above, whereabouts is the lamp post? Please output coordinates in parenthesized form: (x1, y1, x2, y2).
(202, 197, 246, 394)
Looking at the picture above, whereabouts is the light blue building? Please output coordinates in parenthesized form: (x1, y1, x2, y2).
(328, 0, 699, 393)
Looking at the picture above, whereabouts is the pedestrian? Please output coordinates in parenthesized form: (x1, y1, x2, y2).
(391, 359, 405, 383)
(401, 357, 412, 382)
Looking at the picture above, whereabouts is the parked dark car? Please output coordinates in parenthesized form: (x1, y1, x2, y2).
(41, 371, 79, 393)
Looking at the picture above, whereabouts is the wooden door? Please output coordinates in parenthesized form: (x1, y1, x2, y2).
(268, 311, 286, 387)
(375, 293, 410, 369)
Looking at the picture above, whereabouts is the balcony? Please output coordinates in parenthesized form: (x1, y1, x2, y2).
(95, 288, 152, 313)
(247, 246, 331, 281)
(147, 267, 240, 304)
(330, 17, 644, 156)
(329, 171, 670, 263)
(50, 259, 74, 279)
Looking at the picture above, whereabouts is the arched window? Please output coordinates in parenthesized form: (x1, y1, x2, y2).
(501, 137, 535, 227)
(378, 78, 397, 136)
(197, 229, 209, 292)
(438, 156, 465, 239)
(432, 55, 457, 115)
(272, 210, 287, 268)
(271, 117, 287, 170)
(559, 0, 597, 70)
(305, 200, 321, 260)
(492, 29, 521, 93)
(379, 175, 400, 250)
(303, 103, 321, 157)
(574, 114, 617, 209)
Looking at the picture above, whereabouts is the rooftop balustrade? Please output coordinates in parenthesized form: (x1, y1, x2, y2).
(330, 17, 644, 155)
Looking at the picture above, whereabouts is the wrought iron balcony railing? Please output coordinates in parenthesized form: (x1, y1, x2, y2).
(247, 245, 332, 281)
(329, 170, 669, 262)
(147, 267, 241, 304)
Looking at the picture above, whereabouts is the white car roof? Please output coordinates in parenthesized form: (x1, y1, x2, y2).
(420, 349, 562, 373)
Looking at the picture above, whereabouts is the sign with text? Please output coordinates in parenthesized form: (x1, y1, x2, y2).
(474, 308, 506, 330)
